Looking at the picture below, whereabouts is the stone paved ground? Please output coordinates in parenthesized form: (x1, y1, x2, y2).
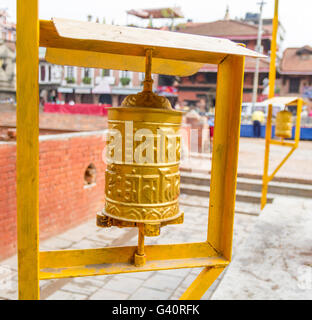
(181, 138, 312, 181)
(0, 198, 257, 300)
(1, 138, 311, 300)
(211, 197, 312, 300)
(2, 195, 311, 300)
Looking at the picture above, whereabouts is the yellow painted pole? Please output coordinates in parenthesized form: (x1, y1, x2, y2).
(294, 98, 303, 147)
(261, 0, 279, 210)
(16, 0, 40, 300)
(180, 267, 225, 300)
(268, 146, 296, 182)
(264, 98, 302, 183)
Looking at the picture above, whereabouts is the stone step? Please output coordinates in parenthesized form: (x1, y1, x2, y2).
(180, 183, 274, 204)
(181, 166, 312, 186)
(179, 194, 261, 216)
(180, 171, 312, 198)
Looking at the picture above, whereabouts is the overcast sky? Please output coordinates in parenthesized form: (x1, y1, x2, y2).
(2, 0, 311, 49)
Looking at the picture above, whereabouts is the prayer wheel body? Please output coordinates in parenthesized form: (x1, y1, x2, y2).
(97, 91, 184, 236)
(275, 110, 292, 138)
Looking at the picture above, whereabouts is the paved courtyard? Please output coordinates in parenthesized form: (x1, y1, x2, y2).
(182, 138, 312, 181)
(1, 137, 312, 300)
(0, 197, 256, 300)
(212, 197, 312, 300)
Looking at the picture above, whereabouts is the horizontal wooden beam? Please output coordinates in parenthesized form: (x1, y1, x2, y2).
(40, 256, 228, 280)
(45, 47, 205, 76)
(39, 242, 228, 280)
(269, 139, 296, 147)
(40, 242, 217, 268)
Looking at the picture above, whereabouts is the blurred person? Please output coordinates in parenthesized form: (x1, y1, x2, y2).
(252, 108, 264, 138)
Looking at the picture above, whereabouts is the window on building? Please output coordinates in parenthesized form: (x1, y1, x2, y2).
(102, 69, 110, 77)
(189, 74, 196, 84)
(205, 73, 217, 84)
(158, 75, 174, 86)
(262, 40, 270, 55)
(40, 65, 46, 82)
(84, 68, 91, 78)
(139, 72, 145, 83)
(121, 70, 130, 78)
(48, 66, 51, 82)
(82, 68, 92, 84)
(289, 78, 300, 93)
(119, 71, 132, 86)
(67, 66, 74, 78)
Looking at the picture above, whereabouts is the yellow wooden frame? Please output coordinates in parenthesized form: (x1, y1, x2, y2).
(261, 97, 303, 209)
(259, 0, 305, 210)
(16, 0, 260, 300)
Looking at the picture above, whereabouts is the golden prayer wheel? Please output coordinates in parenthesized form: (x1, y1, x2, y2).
(275, 110, 292, 138)
(97, 50, 183, 265)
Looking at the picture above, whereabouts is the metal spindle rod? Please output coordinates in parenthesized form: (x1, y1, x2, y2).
(143, 49, 153, 92)
(137, 223, 145, 256)
(134, 223, 146, 267)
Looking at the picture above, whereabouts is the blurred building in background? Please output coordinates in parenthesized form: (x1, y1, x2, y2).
(0, 9, 16, 102)
(1, 6, 311, 111)
(278, 45, 312, 114)
(278, 46, 312, 96)
(171, 9, 286, 110)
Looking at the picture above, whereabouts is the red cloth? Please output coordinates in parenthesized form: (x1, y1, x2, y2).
(209, 126, 214, 138)
(44, 103, 111, 116)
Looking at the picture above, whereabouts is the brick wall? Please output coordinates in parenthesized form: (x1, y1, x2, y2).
(0, 131, 106, 260)
(0, 110, 108, 132)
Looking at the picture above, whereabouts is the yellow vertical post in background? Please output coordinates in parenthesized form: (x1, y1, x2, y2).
(261, 0, 279, 210)
(16, 0, 40, 300)
(294, 98, 303, 148)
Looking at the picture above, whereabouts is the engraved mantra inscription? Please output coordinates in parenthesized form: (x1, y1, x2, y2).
(106, 167, 180, 204)
(104, 117, 182, 223)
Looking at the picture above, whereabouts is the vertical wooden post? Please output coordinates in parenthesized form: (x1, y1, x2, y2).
(16, 0, 40, 300)
(208, 54, 245, 262)
(294, 98, 303, 147)
(261, 103, 272, 209)
(181, 55, 245, 300)
(261, 0, 279, 210)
